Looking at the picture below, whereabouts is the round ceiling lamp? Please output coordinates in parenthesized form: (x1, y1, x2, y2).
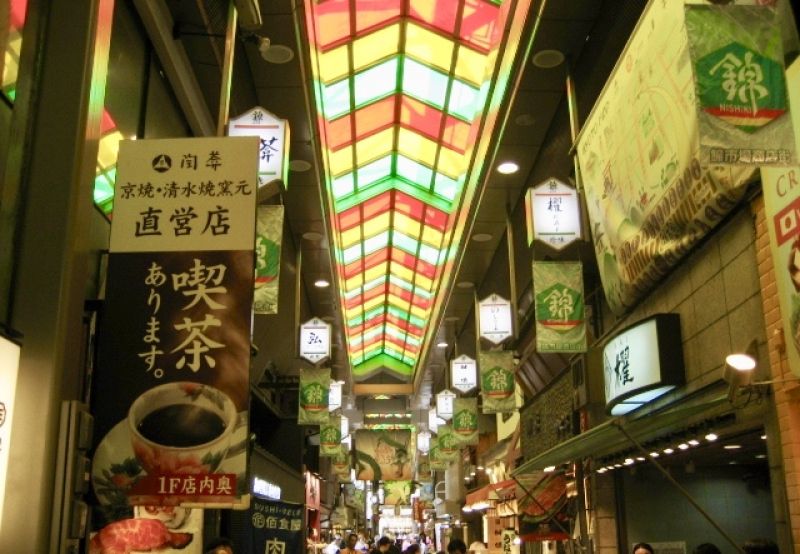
(497, 161, 519, 174)
(314, 279, 330, 288)
(472, 233, 493, 242)
(290, 159, 312, 172)
(262, 44, 295, 64)
(302, 231, 323, 241)
(531, 49, 565, 69)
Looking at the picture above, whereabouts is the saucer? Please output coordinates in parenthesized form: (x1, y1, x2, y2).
(92, 415, 249, 508)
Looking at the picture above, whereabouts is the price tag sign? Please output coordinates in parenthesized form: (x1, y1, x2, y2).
(451, 355, 477, 393)
(299, 317, 331, 365)
(479, 294, 513, 344)
(436, 389, 457, 421)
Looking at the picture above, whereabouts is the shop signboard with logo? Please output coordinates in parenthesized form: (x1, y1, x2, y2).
(91, 137, 257, 517)
(436, 389, 456, 421)
(244, 498, 304, 554)
(525, 178, 582, 249)
(760, 57, 800, 378)
(602, 314, 684, 415)
(298, 367, 330, 425)
(299, 318, 331, 365)
(320, 416, 343, 457)
(451, 398, 478, 446)
(479, 350, 516, 414)
(227, 107, 290, 188)
(577, 0, 753, 314)
(533, 262, 587, 353)
(479, 294, 514, 344)
(451, 355, 478, 393)
(0, 333, 21, 534)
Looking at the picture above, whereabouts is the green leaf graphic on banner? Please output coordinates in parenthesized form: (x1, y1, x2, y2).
(696, 42, 786, 133)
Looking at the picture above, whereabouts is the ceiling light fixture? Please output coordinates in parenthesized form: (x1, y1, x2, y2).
(688, 439, 700, 446)
(302, 231, 323, 241)
(436, 341, 448, 348)
(705, 433, 718, 441)
(262, 44, 294, 64)
(514, 113, 536, 126)
(543, 465, 556, 473)
(663, 448, 674, 455)
(289, 159, 312, 172)
(497, 161, 519, 174)
(472, 233, 493, 242)
(456, 281, 474, 289)
(724, 444, 741, 450)
(678, 443, 689, 450)
(314, 279, 330, 288)
(531, 49, 565, 69)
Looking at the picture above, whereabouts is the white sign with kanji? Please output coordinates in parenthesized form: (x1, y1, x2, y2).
(227, 106, 290, 188)
(451, 355, 477, 393)
(478, 294, 513, 344)
(436, 389, 457, 421)
(299, 317, 331, 365)
(528, 177, 581, 250)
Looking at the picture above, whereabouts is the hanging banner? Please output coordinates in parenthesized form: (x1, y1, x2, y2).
(227, 107, 290, 188)
(685, 4, 794, 166)
(761, 58, 800, 378)
(451, 355, 478, 393)
(479, 350, 516, 414)
(254, 205, 284, 314)
(383, 481, 412, 505)
(331, 445, 351, 476)
(298, 367, 330, 425)
(428, 438, 447, 471)
(577, 0, 753, 315)
(243, 498, 304, 554)
(91, 137, 257, 519)
(533, 262, 587, 353)
(320, 415, 342, 457)
(436, 425, 460, 461)
(452, 398, 479, 446)
(416, 455, 432, 482)
(354, 429, 413, 481)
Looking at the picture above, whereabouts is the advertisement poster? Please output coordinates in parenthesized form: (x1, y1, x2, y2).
(89, 507, 204, 554)
(243, 499, 304, 554)
(254, 205, 284, 314)
(354, 429, 413, 481)
(320, 415, 342, 457)
(761, 58, 800, 379)
(298, 367, 330, 425)
(90, 137, 257, 540)
(685, 4, 794, 166)
(452, 398, 479, 446)
(479, 350, 516, 414)
(533, 262, 587, 353)
(576, 0, 753, 314)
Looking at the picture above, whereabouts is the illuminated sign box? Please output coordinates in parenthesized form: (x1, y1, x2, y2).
(602, 314, 684, 415)
(253, 476, 282, 499)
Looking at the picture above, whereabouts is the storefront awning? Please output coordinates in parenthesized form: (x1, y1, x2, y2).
(512, 394, 730, 475)
(465, 479, 517, 508)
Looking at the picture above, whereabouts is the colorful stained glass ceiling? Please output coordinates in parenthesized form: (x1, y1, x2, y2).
(303, 0, 531, 383)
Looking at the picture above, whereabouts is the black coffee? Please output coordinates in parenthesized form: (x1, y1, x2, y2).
(137, 404, 226, 447)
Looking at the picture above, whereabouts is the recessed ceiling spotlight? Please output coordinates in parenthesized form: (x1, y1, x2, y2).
(649, 451, 660, 458)
(444, 315, 460, 322)
(314, 279, 330, 288)
(514, 113, 536, 126)
(497, 161, 519, 174)
(456, 281, 474, 289)
(531, 49, 565, 69)
(437, 341, 448, 348)
(723, 444, 742, 450)
(543, 465, 556, 472)
(663, 448, 674, 455)
(688, 439, 700, 446)
(678, 443, 689, 450)
(761, 434, 767, 440)
(755, 454, 767, 459)
(302, 231, 323, 241)
(262, 44, 294, 64)
(472, 233, 493, 242)
(321, 315, 335, 322)
(705, 433, 718, 441)
(290, 159, 312, 172)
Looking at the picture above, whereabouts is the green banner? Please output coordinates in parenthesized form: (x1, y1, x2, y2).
(428, 437, 447, 471)
(533, 262, 587, 353)
(479, 350, 516, 414)
(417, 455, 433, 482)
(331, 445, 351, 476)
(354, 429, 413, 481)
(298, 367, 330, 425)
(686, 5, 794, 165)
(254, 205, 284, 314)
(436, 425, 460, 461)
(452, 398, 479, 445)
(320, 415, 342, 456)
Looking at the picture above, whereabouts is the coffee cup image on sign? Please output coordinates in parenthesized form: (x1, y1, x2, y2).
(128, 382, 237, 475)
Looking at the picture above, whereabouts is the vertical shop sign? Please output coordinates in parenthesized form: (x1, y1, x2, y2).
(299, 317, 331, 365)
(685, 5, 794, 166)
(479, 350, 516, 414)
(452, 398, 478, 446)
(0, 334, 21, 533)
(533, 262, 587, 353)
(436, 425, 460, 461)
(320, 415, 342, 457)
(91, 137, 257, 515)
(478, 294, 513, 344)
(436, 388, 456, 421)
(254, 205, 284, 314)
(244, 499, 304, 554)
(525, 178, 582, 248)
(227, 107, 290, 188)
(298, 367, 330, 425)
(331, 445, 351, 476)
(760, 58, 800, 379)
(451, 355, 478, 393)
